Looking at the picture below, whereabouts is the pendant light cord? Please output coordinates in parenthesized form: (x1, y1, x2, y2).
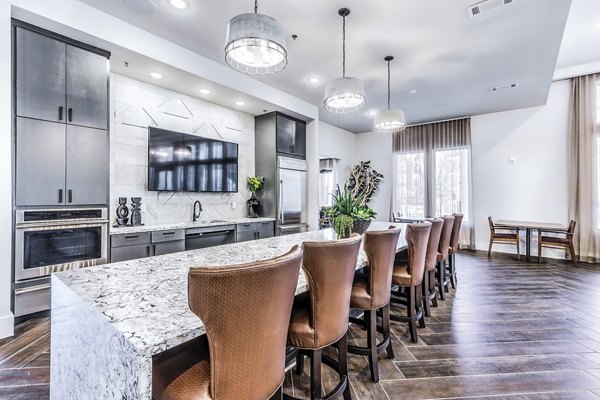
(254, 0, 258, 13)
(342, 15, 346, 78)
(387, 60, 391, 110)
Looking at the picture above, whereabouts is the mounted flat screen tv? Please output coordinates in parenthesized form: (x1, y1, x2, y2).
(148, 127, 238, 192)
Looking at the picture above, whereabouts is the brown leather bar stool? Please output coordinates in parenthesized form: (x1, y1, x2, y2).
(152, 246, 303, 400)
(286, 234, 362, 400)
(347, 226, 401, 383)
(447, 213, 464, 289)
(422, 218, 444, 317)
(436, 215, 455, 300)
(390, 222, 432, 343)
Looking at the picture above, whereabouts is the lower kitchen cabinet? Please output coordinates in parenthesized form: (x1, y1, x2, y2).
(236, 221, 274, 243)
(110, 229, 185, 263)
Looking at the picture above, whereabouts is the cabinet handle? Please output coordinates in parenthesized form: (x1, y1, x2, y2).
(58, 106, 64, 121)
(68, 189, 73, 203)
(68, 108, 73, 122)
(290, 145, 295, 153)
(163, 231, 175, 236)
(58, 189, 63, 203)
(146, 246, 150, 257)
(125, 235, 139, 240)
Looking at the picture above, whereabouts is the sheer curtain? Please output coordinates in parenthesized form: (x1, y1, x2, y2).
(319, 158, 339, 207)
(568, 74, 600, 262)
(393, 118, 474, 248)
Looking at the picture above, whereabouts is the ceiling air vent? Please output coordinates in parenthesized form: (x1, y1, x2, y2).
(489, 83, 519, 93)
(468, 0, 514, 17)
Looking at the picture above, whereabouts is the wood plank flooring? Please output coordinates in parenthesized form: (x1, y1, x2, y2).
(284, 252, 600, 399)
(1, 251, 600, 399)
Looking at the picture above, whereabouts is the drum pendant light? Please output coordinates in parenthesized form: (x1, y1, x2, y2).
(225, 0, 288, 74)
(324, 8, 366, 113)
(374, 56, 406, 131)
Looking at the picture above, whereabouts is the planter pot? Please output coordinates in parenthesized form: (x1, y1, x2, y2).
(352, 219, 371, 235)
(247, 192, 261, 218)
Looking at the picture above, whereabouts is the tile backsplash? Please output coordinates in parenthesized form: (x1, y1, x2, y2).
(110, 74, 255, 226)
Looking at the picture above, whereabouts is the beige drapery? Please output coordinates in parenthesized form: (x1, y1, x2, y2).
(568, 74, 600, 262)
(392, 118, 474, 248)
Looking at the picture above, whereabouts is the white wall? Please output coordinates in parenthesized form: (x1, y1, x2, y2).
(319, 121, 357, 182)
(111, 74, 255, 225)
(471, 80, 571, 256)
(355, 131, 393, 222)
(0, 0, 13, 338)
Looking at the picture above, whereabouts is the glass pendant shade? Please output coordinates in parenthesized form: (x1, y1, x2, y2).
(225, 13, 288, 74)
(324, 77, 366, 113)
(374, 109, 406, 131)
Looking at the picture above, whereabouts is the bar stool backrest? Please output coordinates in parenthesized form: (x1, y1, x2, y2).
(438, 216, 455, 261)
(301, 233, 363, 348)
(188, 246, 303, 400)
(363, 226, 402, 309)
(406, 222, 432, 286)
(450, 213, 464, 252)
(425, 218, 444, 272)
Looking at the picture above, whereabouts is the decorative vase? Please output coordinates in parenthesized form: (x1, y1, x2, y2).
(115, 197, 129, 226)
(130, 197, 143, 227)
(352, 219, 371, 235)
(247, 192, 261, 218)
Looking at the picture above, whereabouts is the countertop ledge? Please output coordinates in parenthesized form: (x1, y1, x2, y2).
(110, 217, 276, 235)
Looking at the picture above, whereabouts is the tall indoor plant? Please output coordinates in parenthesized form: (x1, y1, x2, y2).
(328, 161, 383, 238)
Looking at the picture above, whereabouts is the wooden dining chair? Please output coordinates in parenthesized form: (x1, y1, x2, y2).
(538, 220, 577, 266)
(487, 217, 520, 260)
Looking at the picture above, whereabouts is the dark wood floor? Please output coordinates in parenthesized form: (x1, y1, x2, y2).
(2, 252, 600, 399)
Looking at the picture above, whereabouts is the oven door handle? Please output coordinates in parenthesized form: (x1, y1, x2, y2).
(15, 284, 51, 295)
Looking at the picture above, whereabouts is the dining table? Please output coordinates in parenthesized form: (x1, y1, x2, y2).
(495, 219, 567, 262)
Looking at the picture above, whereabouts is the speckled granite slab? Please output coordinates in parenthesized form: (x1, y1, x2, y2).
(110, 217, 275, 235)
(51, 222, 406, 400)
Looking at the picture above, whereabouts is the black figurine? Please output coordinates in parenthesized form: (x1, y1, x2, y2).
(115, 197, 129, 226)
(130, 197, 143, 227)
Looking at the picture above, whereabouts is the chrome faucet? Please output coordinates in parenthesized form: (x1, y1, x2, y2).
(193, 201, 203, 222)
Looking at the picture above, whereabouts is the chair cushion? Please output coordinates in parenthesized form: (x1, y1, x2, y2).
(153, 343, 211, 400)
(541, 236, 570, 245)
(392, 264, 412, 286)
(350, 275, 372, 310)
(287, 302, 316, 349)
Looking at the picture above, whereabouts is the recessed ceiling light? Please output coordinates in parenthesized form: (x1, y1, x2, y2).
(409, 89, 417, 95)
(149, 72, 163, 79)
(199, 89, 211, 95)
(368, 109, 377, 116)
(235, 100, 245, 106)
(308, 77, 320, 84)
(167, 0, 189, 10)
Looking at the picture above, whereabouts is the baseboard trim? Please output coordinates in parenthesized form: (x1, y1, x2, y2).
(0, 312, 14, 339)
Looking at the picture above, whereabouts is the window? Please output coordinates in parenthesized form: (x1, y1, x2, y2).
(319, 170, 335, 207)
(596, 83, 600, 123)
(597, 137, 600, 230)
(434, 148, 470, 221)
(394, 152, 425, 217)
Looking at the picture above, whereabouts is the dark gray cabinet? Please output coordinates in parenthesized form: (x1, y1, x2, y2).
(15, 118, 109, 206)
(110, 230, 185, 263)
(236, 221, 274, 242)
(16, 27, 66, 124)
(276, 114, 306, 159)
(66, 45, 108, 130)
(15, 26, 108, 130)
(14, 24, 110, 207)
(66, 125, 109, 205)
(185, 226, 236, 250)
(15, 118, 66, 206)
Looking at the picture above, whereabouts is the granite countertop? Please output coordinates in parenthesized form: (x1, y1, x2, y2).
(54, 221, 407, 358)
(110, 217, 276, 235)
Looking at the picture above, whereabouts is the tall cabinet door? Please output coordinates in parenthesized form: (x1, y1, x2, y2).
(15, 27, 66, 123)
(66, 125, 109, 205)
(66, 45, 108, 130)
(15, 117, 66, 206)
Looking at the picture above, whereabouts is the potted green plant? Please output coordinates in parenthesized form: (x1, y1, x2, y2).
(246, 176, 264, 218)
(327, 185, 378, 238)
(345, 161, 383, 234)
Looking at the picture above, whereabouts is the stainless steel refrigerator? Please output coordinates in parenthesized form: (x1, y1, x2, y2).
(255, 112, 309, 236)
(277, 157, 308, 235)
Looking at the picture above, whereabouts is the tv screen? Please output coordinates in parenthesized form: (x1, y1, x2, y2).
(148, 127, 238, 192)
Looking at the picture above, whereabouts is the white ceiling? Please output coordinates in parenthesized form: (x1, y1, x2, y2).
(79, 0, 572, 133)
(556, 0, 600, 70)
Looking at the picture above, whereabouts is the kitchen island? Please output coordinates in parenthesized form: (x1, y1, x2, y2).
(50, 222, 407, 399)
